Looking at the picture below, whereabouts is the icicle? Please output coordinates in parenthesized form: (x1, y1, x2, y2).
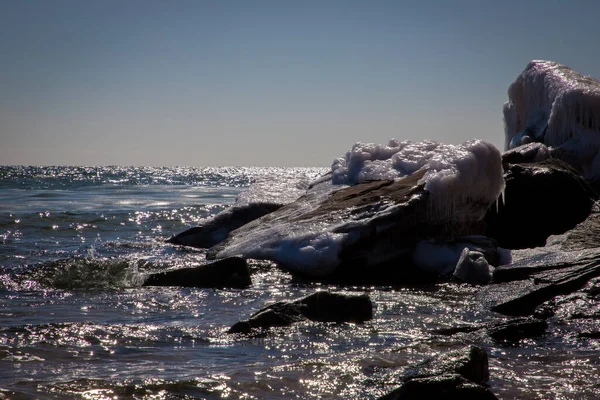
(501, 189, 505, 206)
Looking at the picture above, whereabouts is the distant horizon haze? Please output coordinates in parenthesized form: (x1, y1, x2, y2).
(2, 0, 600, 167)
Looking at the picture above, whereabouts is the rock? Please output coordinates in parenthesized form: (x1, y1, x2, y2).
(404, 345, 490, 385)
(486, 317, 547, 343)
(502, 143, 550, 164)
(503, 60, 600, 181)
(453, 248, 494, 285)
(379, 374, 498, 400)
(143, 257, 251, 289)
(484, 158, 596, 249)
(228, 291, 373, 334)
(490, 255, 600, 316)
(167, 202, 283, 248)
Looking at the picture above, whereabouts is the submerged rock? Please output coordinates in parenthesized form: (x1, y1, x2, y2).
(228, 291, 373, 334)
(143, 257, 251, 289)
(484, 158, 596, 249)
(167, 202, 283, 248)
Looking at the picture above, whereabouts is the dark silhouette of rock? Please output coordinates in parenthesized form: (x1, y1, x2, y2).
(502, 143, 550, 164)
(228, 291, 373, 334)
(143, 257, 251, 289)
(486, 317, 548, 342)
(404, 345, 490, 385)
(485, 158, 596, 249)
(378, 374, 498, 400)
(491, 256, 600, 316)
(167, 203, 283, 248)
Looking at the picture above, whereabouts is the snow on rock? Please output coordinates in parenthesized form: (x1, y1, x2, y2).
(453, 248, 494, 285)
(331, 139, 504, 221)
(504, 60, 600, 179)
(211, 140, 504, 279)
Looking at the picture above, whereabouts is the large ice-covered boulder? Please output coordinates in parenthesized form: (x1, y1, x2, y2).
(208, 139, 504, 281)
(504, 60, 600, 180)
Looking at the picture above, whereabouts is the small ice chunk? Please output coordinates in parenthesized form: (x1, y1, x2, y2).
(453, 248, 494, 285)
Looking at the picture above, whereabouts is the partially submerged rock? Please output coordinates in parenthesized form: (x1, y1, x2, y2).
(207, 140, 504, 282)
(484, 158, 596, 249)
(228, 291, 373, 334)
(379, 374, 498, 400)
(167, 202, 283, 248)
(378, 346, 497, 400)
(143, 257, 251, 289)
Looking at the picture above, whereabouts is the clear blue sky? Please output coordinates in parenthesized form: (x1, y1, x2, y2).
(2, 0, 599, 167)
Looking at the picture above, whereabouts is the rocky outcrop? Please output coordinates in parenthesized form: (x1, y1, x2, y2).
(228, 292, 373, 334)
(167, 203, 283, 248)
(484, 158, 596, 249)
(143, 257, 251, 289)
(378, 346, 497, 400)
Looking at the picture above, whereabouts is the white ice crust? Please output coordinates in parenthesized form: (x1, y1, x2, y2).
(219, 139, 505, 276)
(332, 139, 504, 221)
(504, 60, 600, 179)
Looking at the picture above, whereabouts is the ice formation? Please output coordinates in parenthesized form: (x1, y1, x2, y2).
(331, 139, 504, 221)
(453, 248, 494, 285)
(504, 60, 600, 179)
(214, 139, 505, 277)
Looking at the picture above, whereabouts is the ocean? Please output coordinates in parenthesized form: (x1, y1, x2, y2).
(1, 165, 599, 399)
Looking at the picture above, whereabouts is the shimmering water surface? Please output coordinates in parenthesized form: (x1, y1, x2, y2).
(1, 165, 598, 399)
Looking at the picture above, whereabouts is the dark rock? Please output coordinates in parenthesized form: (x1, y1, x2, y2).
(486, 317, 547, 342)
(484, 158, 596, 249)
(209, 169, 495, 283)
(228, 303, 307, 334)
(228, 291, 373, 334)
(167, 203, 283, 248)
(378, 374, 498, 400)
(404, 345, 490, 385)
(561, 205, 600, 251)
(143, 257, 251, 289)
(502, 142, 550, 164)
(491, 256, 600, 316)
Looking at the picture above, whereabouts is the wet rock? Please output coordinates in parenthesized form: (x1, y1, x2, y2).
(143, 257, 251, 289)
(491, 256, 600, 316)
(379, 374, 498, 400)
(486, 317, 547, 343)
(404, 345, 490, 385)
(167, 203, 283, 248)
(228, 291, 373, 334)
(484, 158, 596, 249)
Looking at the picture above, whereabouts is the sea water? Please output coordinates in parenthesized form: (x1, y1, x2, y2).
(1, 165, 599, 399)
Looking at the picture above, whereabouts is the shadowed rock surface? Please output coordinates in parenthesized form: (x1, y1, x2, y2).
(378, 346, 497, 400)
(379, 375, 498, 400)
(484, 158, 596, 249)
(143, 257, 251, 289)
(228, 291, 373, 334)
(167, 203, 283, 248)
(209, 169, 494, 283)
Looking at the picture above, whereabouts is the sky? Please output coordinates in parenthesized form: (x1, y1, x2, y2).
(2, 0, 600, 167)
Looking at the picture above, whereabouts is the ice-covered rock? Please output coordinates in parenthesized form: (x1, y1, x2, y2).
(453, 248, 494, 285)
(504, 60, 600, 179)
(209, 139, 504, 280)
